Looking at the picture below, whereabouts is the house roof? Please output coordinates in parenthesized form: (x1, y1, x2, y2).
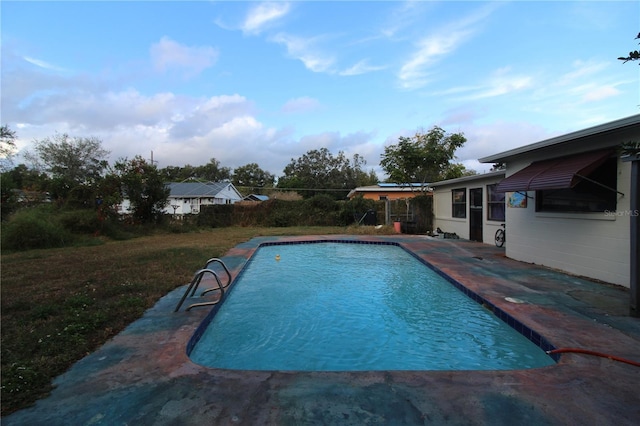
(167, 181, 235, 198)
(429, 170, 506, 189)
(243, 194, 269, 202)
(479, 114, 640, 164)
(347, 183, 430, 198)
(351, 183, 429, 192)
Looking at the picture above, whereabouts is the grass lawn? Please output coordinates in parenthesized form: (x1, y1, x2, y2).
(1, 226, 394, 416)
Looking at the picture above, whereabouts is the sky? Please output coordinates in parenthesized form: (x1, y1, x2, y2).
(2, 0, 639, 180)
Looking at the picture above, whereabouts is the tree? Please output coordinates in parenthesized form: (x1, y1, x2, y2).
(232, 163, 275, 191)
(618, 32, 640, 65)
(277, 148, 378, 199)
(1, 125, 18, 172)
(109, 156, 170, 223)
(159, 158, 231, 183)
(24, 133, 109, 200)
(380, 126, 467, 188)
(193, 158, 231, 182)
(443, 163, 477, 180)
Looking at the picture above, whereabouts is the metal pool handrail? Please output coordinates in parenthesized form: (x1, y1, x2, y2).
(174, 258, 232, 312)
(200, 258, 232, 295)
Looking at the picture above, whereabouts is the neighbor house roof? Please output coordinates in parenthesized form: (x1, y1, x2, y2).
(479, 114, 640, 164)
(243, 194, 269, 202)
(167, 181, 235, 198)
(347, 182, 430, 198)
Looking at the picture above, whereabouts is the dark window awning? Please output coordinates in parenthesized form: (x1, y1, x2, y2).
(495, 149, 614, 193)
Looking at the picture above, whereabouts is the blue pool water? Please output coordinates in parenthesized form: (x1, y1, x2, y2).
(188, 242, 556, 371)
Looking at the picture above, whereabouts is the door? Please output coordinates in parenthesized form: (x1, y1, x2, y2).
(469, 188, 483, 242)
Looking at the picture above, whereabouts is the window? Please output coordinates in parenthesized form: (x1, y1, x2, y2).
(487, 184, 505, 221)
(535, 157, 617, 213)
(452, 188, 466, 218)
(379, 195, 388, 201)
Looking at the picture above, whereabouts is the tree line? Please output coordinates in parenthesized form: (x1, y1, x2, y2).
(1, 124, 472, 223)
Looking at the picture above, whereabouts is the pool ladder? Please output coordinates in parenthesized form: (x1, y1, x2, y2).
(174, 258, 232, 312)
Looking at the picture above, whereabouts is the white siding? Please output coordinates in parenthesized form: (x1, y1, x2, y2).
(505, 155, 631, 287)
(433, 174, 506, 243)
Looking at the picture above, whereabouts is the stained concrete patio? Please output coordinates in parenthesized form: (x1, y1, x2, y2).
(3, 235, 640, 425)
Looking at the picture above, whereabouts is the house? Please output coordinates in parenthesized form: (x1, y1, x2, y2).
(164, 181, 243, 215)
(477, 114, 639, 292)
(347, 183, 431, 201)
(431, 171, 506, 243)
(242, 194, 269, 202)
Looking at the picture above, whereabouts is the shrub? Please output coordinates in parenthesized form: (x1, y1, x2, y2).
(339, 197, 378, 226)
(306, 194, 337, 211)
(197, 204, 234, 228)
(58, 209, 102, 234)
(1, 207, 73, 250)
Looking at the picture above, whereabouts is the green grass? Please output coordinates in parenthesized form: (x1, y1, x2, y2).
(0, 225, 394, 416)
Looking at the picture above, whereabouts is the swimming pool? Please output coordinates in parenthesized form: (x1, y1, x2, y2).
(188, 241, 556, 371)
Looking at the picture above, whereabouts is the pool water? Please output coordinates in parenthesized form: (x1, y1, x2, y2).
(188, 242, 556, 371)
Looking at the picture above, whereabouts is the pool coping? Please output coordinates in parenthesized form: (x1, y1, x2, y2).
(4, 235, 640, 425)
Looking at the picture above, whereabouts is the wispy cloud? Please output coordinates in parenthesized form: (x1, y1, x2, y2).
(271, 33, 334, 72)
(398, 31, 470, 89)
(581, 85, 621, 102)
(22, 56, 69, 73)
(380, 1, 431, 39)
(339, 59, 386, 76)
(556, 60, 609, 86)
(150, 36, 218, 77)
(397, 3, 501, 90)
(242, 2, 290, 35)
(471, 68, 533, 100)
(529, 60, 625, 108)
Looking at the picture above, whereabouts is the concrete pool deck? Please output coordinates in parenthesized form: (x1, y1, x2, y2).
(4, 235, 640, 425)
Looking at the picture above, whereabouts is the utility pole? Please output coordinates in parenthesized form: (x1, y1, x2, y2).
(149, 151, 158, 166)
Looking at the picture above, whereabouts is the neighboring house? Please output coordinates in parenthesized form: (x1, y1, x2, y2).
(242, 194, 269, 202)
(119, 181, 244, 216)
(235, 194, 270, 206)
(478, 114, 639, 289)
(347, 183, 431, 200)
(11, 189, 51, 204)
(431, 171, 506, 243)
(164, 181, 243, 215)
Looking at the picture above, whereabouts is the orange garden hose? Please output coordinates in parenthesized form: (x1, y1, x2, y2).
(547, 348, 640, 367)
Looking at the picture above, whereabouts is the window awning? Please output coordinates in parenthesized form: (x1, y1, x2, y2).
(495, 149, 614, 193)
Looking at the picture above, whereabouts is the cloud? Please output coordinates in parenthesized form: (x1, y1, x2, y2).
(271, 33, 334, 72)
(581, 85, 621, 102)
(339, 59, 386, 76)
(428, 67, 532, 103)
(456, 120, 557, 167)
(397, 31, 470, 89)
(521, 59, 630, 120)
(397, 3, 500, 90)
(242, 2, 290, 35)
(3, 45, 360, 177)
(22, 56, 70, 73)
(169, 94, 256, 138)
(380, 1, 435, 40)
(150, 36, 218, 77)
(281, 97, 321, 114)
(296, 130, 380, 167)
(556, 60, 609, 85)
